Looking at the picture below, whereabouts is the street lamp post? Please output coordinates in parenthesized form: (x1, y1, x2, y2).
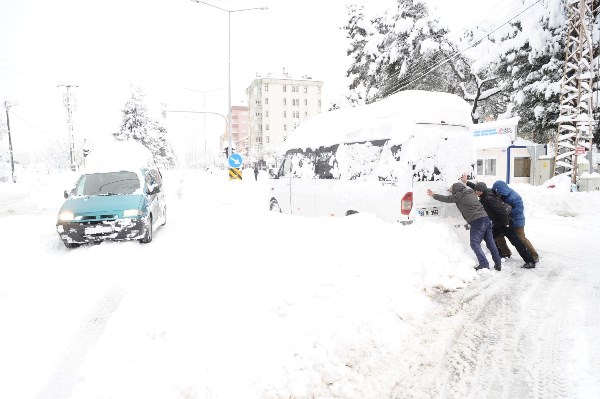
(191, 0, 267, 161)
(186, 87, 221, 169)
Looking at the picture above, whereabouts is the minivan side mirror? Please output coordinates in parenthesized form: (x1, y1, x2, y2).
(147, 185, 161, 195)
(64, 190, 69, 199)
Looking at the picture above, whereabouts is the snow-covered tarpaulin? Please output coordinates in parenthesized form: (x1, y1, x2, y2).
(282, 90, 473, 152)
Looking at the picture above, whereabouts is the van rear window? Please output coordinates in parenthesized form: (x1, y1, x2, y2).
(75, 171, 141, 196)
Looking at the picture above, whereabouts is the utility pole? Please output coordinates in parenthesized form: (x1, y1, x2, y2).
(57, 84, 78, 171)
(3, 101, 16, 183)
(554, 0, 597, 187)
(185, 87, 221, 170)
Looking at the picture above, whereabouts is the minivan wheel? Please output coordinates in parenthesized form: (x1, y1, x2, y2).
(270, 199, 281, 213)
(63, 241, 80, 249)
(140, 215, 153, 243)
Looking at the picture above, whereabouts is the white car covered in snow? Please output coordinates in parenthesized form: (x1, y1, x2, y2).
(268, 90, 476, 224)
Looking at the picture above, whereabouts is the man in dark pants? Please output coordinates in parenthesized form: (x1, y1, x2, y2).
(466, 180, 536, 269)
(427, 182, 502, 271)
(492, 180, 539, 262)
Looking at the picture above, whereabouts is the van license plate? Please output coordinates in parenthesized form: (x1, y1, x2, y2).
(85, 225, 113, 235)
(418, 208, 439, 217)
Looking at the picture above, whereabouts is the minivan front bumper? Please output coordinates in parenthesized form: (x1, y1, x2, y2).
(56, 217, 147, 244)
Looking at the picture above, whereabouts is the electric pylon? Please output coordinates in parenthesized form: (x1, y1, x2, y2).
(58, 84, 78, 171)
(554, 0, 598, 183)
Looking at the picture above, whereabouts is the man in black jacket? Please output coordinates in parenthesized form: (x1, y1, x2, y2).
(466, 181, 536, 269)
(427, 182, 502, 271)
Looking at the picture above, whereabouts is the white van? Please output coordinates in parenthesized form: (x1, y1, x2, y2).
(268, 90, 476, 224)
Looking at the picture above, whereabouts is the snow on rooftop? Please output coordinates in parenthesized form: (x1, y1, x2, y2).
(282, 90, 473, 152)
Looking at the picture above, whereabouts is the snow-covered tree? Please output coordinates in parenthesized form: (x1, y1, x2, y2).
(343, 0, 463, 104)
(489, 0, 567, 143)
(115, 87, 176, 169)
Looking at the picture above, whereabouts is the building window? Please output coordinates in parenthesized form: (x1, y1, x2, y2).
(292, 99, 299, 106)
(264, 84, 268, 92)
(293, 111, 299, 118)
(265, 110, 269, 117)
(284, 124, 287, 131)
(232, 123, 239, 129)
(266, 136, 270, 144)
(304, 86, 307, 93)
(514, 157, 531, 177)
(292, 85, 299, 93)
(265, 98, 269, 105)
(477, 159, 497, 176)
(283, 85, 287, 93)
(318, 100, 321, 107)
(304, 111, 308, 117)
(283, 98, 287, 105)
(265, 124, 270, 131)
(283, 111, 287, 118)
(304, 99, 308, 106)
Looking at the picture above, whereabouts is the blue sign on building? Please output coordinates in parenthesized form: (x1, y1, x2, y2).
(228, 153, 243, 168)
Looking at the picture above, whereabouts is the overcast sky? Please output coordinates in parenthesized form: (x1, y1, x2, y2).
(0, 0, 520, 156)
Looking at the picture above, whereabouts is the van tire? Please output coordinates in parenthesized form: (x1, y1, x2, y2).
(63, 241, 79, 249)
(270, 199, 282, 213)
(140, 215, 153, 243)
(346, 210, 359, 216)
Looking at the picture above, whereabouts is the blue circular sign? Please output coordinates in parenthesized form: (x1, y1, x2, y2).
(228, 153, 243, 168)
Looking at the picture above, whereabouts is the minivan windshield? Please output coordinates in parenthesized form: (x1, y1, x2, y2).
(74, 171, 141, 196)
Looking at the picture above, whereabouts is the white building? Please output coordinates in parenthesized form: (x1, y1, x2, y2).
(472, 117, 549, 186)
(246, 75, 324, 164)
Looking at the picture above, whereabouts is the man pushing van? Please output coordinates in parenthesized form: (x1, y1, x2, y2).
(427, 183, 502, 271)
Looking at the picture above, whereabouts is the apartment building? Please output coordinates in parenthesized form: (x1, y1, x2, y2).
(246, 75, 323, 162)
(231, 105, 249, 157)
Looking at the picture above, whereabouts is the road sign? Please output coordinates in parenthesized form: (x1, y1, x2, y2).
(228, 153, 243, 168)
(575, 146, 586, 155)
(229, 168, 242, 180)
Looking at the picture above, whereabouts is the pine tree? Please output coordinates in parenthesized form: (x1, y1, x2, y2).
(115, 87, 176, 168)
(343, 0, 462, 104)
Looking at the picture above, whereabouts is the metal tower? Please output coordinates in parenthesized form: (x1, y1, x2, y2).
(554, 0, 597, 182)
(58, 84, 78, 171)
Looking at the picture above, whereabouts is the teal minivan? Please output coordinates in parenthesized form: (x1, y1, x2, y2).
(56, 167, 166, 248)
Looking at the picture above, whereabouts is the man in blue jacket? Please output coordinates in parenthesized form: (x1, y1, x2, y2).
(492, 180, 539, 263)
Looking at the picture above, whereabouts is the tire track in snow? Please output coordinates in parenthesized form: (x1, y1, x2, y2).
(437, 256, 598, 399)
(36, 287, 126, 399)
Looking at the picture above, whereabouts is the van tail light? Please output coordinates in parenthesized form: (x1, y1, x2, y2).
(401, 192, 413, 215)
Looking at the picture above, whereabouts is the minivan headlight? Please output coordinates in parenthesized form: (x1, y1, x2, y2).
(123, 209, 142, 217)
(58, 211, 75, 221)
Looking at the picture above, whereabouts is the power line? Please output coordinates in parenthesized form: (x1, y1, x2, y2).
(381, 0, 524, 86)
(382, 0, 544, 99)
(368, 0, 524, 91)
(384, 0, 543, 94)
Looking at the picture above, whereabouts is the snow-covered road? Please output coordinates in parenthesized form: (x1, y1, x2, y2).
(0, 169, 598, 398)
